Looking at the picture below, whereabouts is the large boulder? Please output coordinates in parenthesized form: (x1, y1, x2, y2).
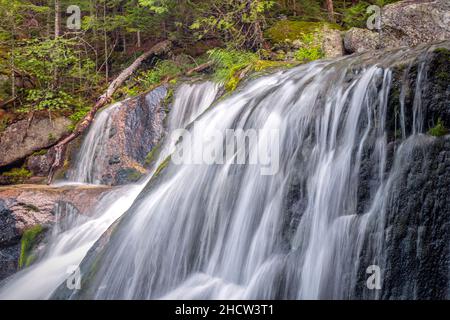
(0, 184, 110, 280)
(0, 116, 71, 168)
(344, 0, 450, 53)
(266, 20, 345, 59)
(65, 86, 168, 185)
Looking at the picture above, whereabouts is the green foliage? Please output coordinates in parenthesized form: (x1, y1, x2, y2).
(191, 0, 274, 49)
(19, 224, 44, 268)
(294, 34, 324, 62)
(2, 167, 32, 183)
(68, 105, 91, 131)
(428, 118, 448, 137)
(341, 2, 371, 29)
(138, 0, 171, 14)
(19, 90, 77, 113)
(10, 37, 98, 115)
(208, 48, 258, 90)
(138, 60, 182, 86)
(340, 0, 401, 29)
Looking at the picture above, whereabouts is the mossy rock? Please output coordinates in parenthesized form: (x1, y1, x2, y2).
(19, 224, 45, 268)
(154, 156, 171, 178)
(266, 20, 341, 44)
(115, 168, 143, 185)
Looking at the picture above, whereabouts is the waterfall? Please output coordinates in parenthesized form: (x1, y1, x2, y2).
(0, 81, 220, 299)
(0, 43, 448, 299)
(66, 82, 219, 185)
(66, 102, 122, 184)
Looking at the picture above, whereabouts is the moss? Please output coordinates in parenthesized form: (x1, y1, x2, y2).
(0, 116, 11, 133)
(428, 118, 448, 137)
(2, 167, 32, 183)
(19, 224, 44, 268)
(32, 149, 48, 156)
(163, 87, 175, 112)
(145, 142, 162, 166)
(128, 171, 142, 182)
(266, 20, 341, 44)
(154, 156, 171, 178)
(23, 203, 40, 212)
(253, 60, 295, 72)
(48, 133, 56, 143)
(225, 75, 240, 92)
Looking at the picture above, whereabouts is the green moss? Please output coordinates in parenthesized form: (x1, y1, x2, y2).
(48, 133, 56, 143)
(163, 87, 175, 112)
(266, 20, 341, 44)
(19, 224, 44, 268)
(32, 149, 48, 156)
(0, 116, 11, 133)
(428, 118, 448, 137)
(2, 167, 32, 183)
(145, 143, 162, 166)
(154, 156, 171, 178)
(23, 203, 40, 212)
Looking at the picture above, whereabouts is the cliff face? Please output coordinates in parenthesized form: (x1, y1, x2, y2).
(353, 46, 449, 299)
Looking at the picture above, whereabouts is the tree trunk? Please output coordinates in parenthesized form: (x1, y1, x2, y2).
(137, 30, 141, 48)
(326, 0, 335, 22)
(47, 40, 172, 184)
(103, 2, 109, 82)
(54, 0, 61, 38)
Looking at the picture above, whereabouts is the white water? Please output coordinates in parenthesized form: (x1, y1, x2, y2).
(0, 81, 220, 299)
(67, 102, 122, 184)
(50, 46, 437, 300)
(0, 45, 443, 299)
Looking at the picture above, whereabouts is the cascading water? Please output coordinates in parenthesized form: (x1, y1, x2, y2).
(66, 102, 122, 184)
(66, 82, 220, 185)
(0, 81, 220, 299)
(0, 43, 448, 300)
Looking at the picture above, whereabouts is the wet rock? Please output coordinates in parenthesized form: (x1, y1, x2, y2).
(70, 86, 168, 185)
(26, 148, 56, 177)
(108, 155, 121, 165)
(0, 184, 110, 280)
(0, 117, 71, 168)
(344, 0, 450, 53)
(115, 168, 142, 185)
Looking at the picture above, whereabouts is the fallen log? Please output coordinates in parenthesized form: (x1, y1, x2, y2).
(185, 61, 214, 76)
(47, 40, 171, 184)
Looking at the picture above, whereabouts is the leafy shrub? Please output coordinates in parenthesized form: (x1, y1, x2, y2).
(137, 60, 182, 87)
(2, 167, 32, 183)
(18, 89, 77, 113)
(208, 48, 258, 90)
(294, 34, 323, 62)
